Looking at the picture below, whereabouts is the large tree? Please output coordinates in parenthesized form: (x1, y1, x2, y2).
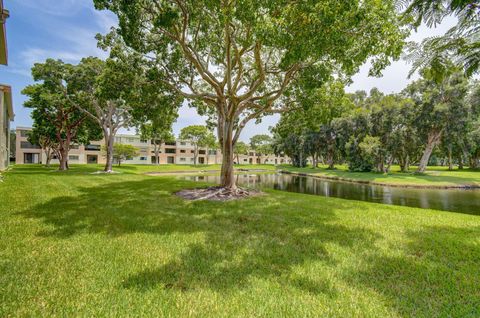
(22, 59, 101, 171)
(179, 125, 210, 165)
(71, 57, 136, 172)
(140, 122, 175, 165)
(249, 134, 273, 164)
(95, 0, 407, 191)
(404, 67, 469, 173)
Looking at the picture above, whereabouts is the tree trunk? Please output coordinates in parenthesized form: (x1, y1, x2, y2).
(417, 131, 442, 173)
(59, 148, 69, 171)
(154, 143, 161, 165)
(458, 156, 463, 170)
(447, 145, 453, 171)
(385, 156, 394, 173)
(104, 132, 114, 172)
(45, 148, 52, 167)
(219, 119, 236, 189)
(326, 145, 335, 169)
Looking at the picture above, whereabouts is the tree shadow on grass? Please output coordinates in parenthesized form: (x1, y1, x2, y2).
(344, 225, 480, 317)
(18, 177, 380, 296)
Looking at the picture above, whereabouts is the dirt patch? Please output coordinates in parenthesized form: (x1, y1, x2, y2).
(176, 186, 263, 201)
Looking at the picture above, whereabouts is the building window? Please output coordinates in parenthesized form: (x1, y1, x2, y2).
(199, 150, 206, 155)
(165, 141, 176, 146)
(165, 148, 176, 154)
(140, 157, 147, 161)
(190, 158, 194, 161)
(68, 155, 79, 161)
(20, 141, 41, 149)
(70, 144, 79, 149)
(180, 158, 186, 162)
(249, 152, 254, 156)
(244, 159, 248, 162)
(180, 142, 186, 146)
(180, 149, 186, 153)
(20, 130, 30, 137)
(85, 144, 101, 151)
(140, 139, 147, 143)
(126, 156, 133, 160)
(191, 150, 194, 154)
(208, 150, 217, 155)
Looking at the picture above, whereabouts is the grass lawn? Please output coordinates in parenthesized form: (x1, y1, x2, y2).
(61, 163, 276, 175)
(1, 165, 479, 317)
(278, 164, 480, 188)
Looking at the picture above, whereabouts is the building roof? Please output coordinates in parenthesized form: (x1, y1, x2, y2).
(0, 84, 14, 120)
(0, 0, 8, 65)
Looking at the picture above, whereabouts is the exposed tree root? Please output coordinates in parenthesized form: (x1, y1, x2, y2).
(176, 186, 262, 201)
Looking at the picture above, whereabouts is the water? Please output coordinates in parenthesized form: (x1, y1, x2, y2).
(181, 173, 480, 215)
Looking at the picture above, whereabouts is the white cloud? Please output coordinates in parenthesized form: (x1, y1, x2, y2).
(15, 0, 90, 17)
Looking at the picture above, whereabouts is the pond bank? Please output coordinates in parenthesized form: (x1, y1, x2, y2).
(277, 168, 480, 189)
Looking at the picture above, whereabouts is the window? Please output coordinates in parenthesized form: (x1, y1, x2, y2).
(180, 158, 186, 162)
(165, 141, 176, 146)
(180, 142, 186, 146)
(191, 150, 194, 154)
(190, 158, 194, 161)
(140, 157, 147, 161)
(208, 150, 217, 155)
(244, 159, 248, 162)
(126, 156, 133, 160)
(68, 155, 79, 161)
(140, 139, 147, 143)
(249, 152, 254, 156)
(20, 130, 30, 137)
(20, 141, 41, 149)
(127, 137, 136, 143)
(180, 149, 186, 153)
(85, 144, 101, 151)
(199, 150, 206, 155)
(70, 145, 79, 149)
(165, 148, 176, 154)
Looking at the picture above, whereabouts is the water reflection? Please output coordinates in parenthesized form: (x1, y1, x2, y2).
(181, 173, 480, 215)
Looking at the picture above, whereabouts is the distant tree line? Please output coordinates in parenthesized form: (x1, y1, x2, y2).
(272, 66, 480, 172)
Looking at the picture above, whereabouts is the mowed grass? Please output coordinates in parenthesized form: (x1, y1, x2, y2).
(279, 164, 480, 188)
(1, 165, 479, 317)
(53, 163, 276, 174)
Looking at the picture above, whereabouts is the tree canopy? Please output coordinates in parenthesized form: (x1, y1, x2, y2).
(94, 0, 408, 190)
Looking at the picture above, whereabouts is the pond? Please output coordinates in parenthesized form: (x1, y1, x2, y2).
(181, 173, 480, 215)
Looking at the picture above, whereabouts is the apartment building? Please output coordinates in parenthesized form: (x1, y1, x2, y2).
(16, 127, 289, 165)
(0, 0, 8, 65)
(0, 1, 13, 171)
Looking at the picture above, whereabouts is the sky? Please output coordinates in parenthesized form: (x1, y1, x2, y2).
(0, 0, 457, 142)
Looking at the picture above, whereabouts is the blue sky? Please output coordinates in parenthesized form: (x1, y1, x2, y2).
(0, 0, 455, 141)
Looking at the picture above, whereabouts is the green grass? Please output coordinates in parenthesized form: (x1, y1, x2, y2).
(278, 164, 480, 188)
(69, 163, 275, 174)
(1, 165, 479, 317)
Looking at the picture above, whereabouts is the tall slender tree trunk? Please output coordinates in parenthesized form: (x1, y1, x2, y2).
(219, 118, 236, 189)
(417, 130, 442, 173)
(447, 145, 453, 171)
(44, 148, 52, 167)
(104, 131, 114, 172)
(154, 143, 161, 165)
